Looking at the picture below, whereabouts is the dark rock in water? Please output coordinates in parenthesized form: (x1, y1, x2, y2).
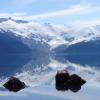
(67, 74, 86, 92)
(3, 77, 26, 92)
(55, 71, 86, 92)
(68, 74, 86, 86)
(55, 70, 70, 91)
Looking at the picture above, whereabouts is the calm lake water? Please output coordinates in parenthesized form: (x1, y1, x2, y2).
(0, 53, 100, 76)
(0, 54, 100, 100)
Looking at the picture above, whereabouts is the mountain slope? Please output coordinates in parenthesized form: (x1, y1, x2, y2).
(0, 18, 100, 54)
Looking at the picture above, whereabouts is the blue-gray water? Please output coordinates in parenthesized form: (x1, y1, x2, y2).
(0, 53, 100, 77)
(0, 52, 100, 100)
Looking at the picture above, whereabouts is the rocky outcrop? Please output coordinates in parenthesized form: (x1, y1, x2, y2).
(55, 70, 86, 92)
(3, 77, 26, 92)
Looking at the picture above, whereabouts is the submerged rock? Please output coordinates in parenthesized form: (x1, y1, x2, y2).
(3, 77, 26, 92)
(55, 71, 86, 92)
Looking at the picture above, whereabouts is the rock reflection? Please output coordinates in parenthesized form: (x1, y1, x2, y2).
(55, 70, 86, 92)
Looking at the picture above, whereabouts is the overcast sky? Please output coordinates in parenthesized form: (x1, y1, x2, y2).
(0, 0, 100, 25)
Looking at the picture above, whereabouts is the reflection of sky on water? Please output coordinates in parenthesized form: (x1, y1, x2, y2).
(0, 54, 100, 100)
(0, 81, 100, 100)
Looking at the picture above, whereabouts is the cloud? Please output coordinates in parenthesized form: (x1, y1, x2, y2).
(0, 5, 88, 20)
(0, 4, 100, 26)
(72, 19, 100, 26)
(0, 13, 26, 18)
(25, 5, 88, 20)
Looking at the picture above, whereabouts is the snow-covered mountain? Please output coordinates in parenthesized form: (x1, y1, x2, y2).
(0, 17, 100, 54)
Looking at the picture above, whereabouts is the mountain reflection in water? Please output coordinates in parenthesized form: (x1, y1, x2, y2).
(0, 53, 100, 93)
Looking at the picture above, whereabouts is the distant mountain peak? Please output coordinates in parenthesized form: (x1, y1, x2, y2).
(0, 19, 100, 49)
(0, 17, 28, 24)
